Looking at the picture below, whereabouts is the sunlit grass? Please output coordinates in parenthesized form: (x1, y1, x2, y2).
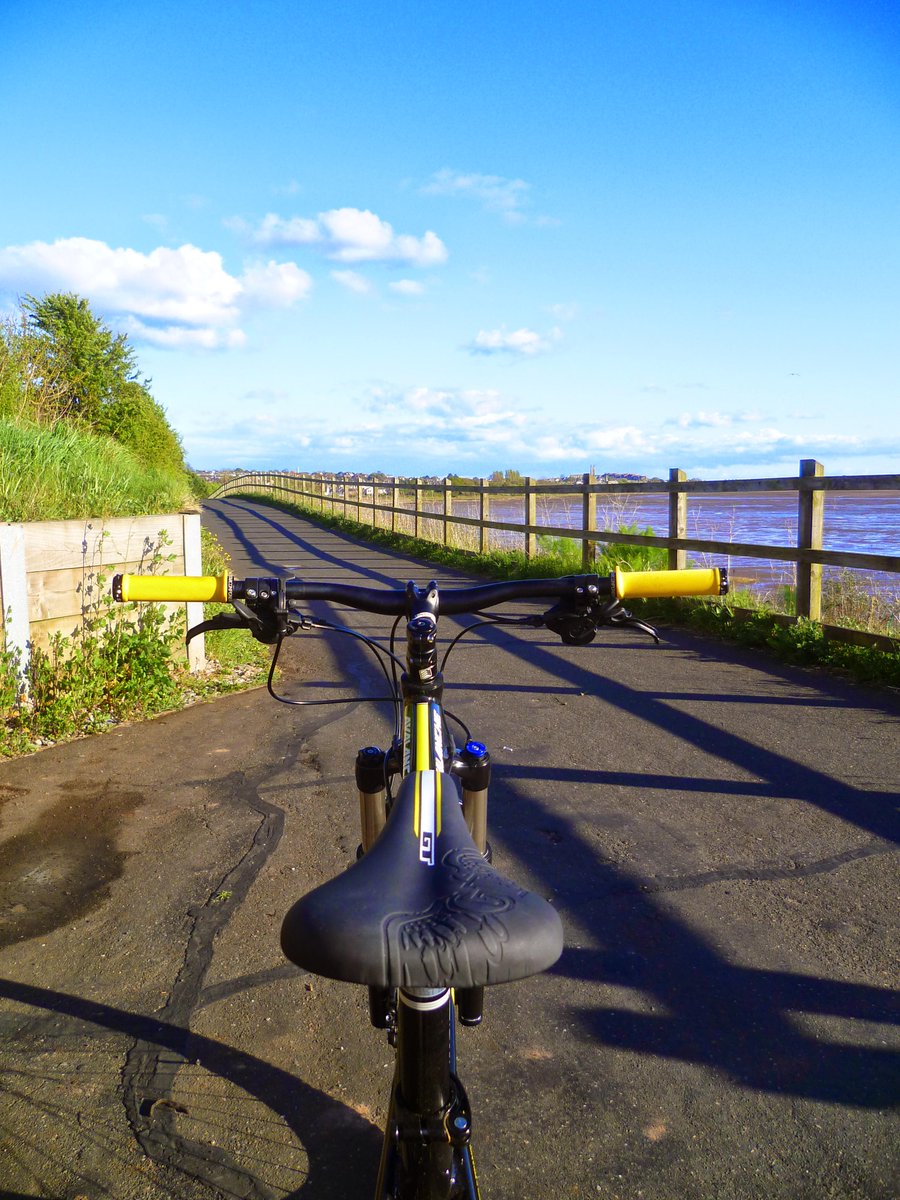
(0, 418, 192, 521)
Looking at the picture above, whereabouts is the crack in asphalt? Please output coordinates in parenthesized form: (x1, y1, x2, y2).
(119, 772, 285, 1200)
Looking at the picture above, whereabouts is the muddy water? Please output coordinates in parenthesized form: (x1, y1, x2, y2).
(0, 782, 143, 947)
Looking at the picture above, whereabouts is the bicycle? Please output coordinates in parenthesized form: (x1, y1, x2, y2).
(113, 562, 727, 1198)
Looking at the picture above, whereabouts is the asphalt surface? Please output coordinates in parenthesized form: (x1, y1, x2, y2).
(1, 496, 898, 1200)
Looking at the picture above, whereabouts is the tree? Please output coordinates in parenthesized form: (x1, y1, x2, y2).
(10, 293, 189, 478)
(22, 292, 141, 430)
(489, 468, 524, 486)
(105, 381, 186, 473)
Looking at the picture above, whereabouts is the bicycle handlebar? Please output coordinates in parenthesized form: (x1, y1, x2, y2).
(113, 566, 726, 611)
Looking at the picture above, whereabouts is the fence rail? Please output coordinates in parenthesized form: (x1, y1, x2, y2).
(211, 460, 899, 652)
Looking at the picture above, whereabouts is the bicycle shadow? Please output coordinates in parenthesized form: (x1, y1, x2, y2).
(487, 765, 900, 1108)
(0, 977, 382, 1199)
(479, 619, 900, 845)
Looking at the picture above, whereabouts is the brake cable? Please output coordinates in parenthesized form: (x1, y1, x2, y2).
(438, 611, 544, 674)
(266, 616, 403, 731)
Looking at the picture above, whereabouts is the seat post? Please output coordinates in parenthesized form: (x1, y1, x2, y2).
(396, 988, 453, 1115)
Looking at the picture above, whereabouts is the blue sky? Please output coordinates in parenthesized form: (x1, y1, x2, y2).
(1, 0, 898, 478)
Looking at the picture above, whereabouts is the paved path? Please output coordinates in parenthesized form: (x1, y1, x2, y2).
(1, 496, 898, 1199)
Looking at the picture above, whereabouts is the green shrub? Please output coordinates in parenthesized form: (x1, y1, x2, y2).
(101, 382, 187, 474)
(0, 527, 270, 758)
(1, 294, 194, 518)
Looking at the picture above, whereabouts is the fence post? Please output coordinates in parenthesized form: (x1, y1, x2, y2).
(0, 522, 30, 683)
(415, 479, 423, 540)
(524, 477, 537, 559)
(391, 478, 398, 533)
(796, 458, 824, 620)
(582, 468, 597, 570)
(480, 479, 490, 555)
(181, 512, 206, 671)
(668, 467, 687, 570)
(443, 479, 453, 547)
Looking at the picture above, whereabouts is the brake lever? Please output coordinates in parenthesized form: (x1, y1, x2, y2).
(541, 598, 660, 645)
(185, 612, 248, 646)
(604, 607, 660, 643)
(185, 601, 311, 648)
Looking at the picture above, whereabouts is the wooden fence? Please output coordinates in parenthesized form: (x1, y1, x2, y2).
(0, 511, 205, 675)
(211, 461, 899, 652)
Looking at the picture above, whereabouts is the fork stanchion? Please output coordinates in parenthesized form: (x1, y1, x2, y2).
(356, 746, 387, 853)
(457, 741, 491, 857)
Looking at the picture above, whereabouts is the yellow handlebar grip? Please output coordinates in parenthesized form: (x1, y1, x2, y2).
(114, 572, 230, 603)
(613, 566, 726, 600)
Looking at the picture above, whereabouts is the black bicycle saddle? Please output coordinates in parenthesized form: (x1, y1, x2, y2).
(280, 772, 564, 990)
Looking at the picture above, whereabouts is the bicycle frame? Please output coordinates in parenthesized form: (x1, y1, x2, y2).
(364, 591, 484, 1198)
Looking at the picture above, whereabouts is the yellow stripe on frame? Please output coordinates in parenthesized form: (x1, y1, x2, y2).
(415, 703, 431, 770)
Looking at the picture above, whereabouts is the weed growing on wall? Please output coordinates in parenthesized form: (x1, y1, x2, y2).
(0, 528, 271, 758)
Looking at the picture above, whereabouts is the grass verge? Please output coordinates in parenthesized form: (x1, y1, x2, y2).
(0, 417, 195, 521)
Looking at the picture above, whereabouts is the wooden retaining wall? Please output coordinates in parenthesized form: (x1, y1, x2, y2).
(0, 511, 205, 673)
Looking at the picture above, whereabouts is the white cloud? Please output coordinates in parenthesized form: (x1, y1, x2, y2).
(250, 213, 321, 244)
(331, 269, 374, 295)
(389, 279, 425, 296)
(180, 387, 895, 477)
(240, 259, 312, 305)
(0, 237, 311, 350)
(422, 169, 531, 223)
(673, 409, 766, 430)
(242, 207, 448, 267)
(677, 410, 734, 429)
(124, 319, 248, 350)
(468, 326, 563, 357)
(0, 237, 239, 324)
